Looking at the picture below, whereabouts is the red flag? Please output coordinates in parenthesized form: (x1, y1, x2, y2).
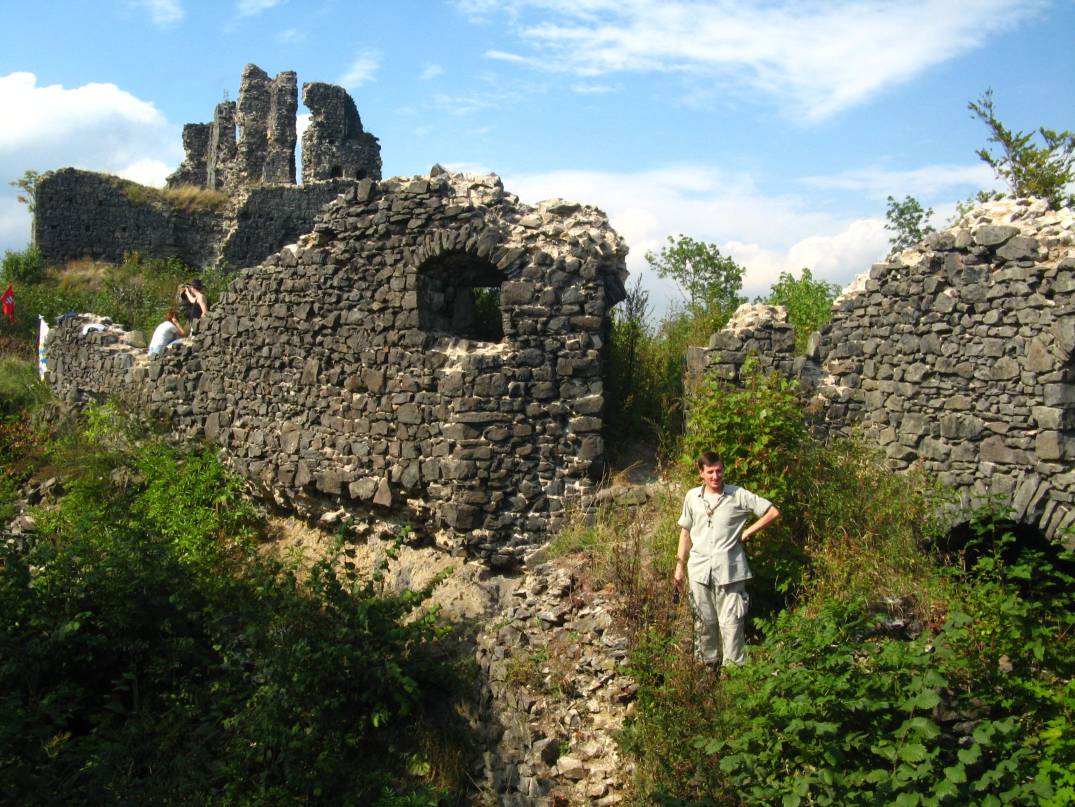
(1, 284, 13, 323)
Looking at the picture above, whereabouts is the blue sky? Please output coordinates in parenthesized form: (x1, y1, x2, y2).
(1, 0, 1072, 314)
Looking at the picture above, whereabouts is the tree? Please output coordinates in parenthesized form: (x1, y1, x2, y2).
(760, 267, 842, 353)
(9, 170, 40, 214)
(644, 234, 745, 335)
(885, 195, 935, 256)
(9, 170, 41, 245)
(969, 89, 1075, 208)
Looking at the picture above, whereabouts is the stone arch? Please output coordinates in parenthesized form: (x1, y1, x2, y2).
(410, 226, 531, 344)
(417, 250, 505, 342)
(1008, 472, 1075, 542)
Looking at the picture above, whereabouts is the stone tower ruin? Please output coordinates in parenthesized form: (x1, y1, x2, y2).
(35, 64, 383, 269)
(166, 63, 379, 192)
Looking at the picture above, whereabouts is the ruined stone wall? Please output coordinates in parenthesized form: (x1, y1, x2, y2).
(234, 65, 297, 188)
(301, 82, 381, 182)
(35, 172, 360, 270)
(166, 63, 379, 193)
(47, 171, 628, 565)
(218, 180, 357, 267)
(206, 101, 237, 192)
(168, 124, 211, 188)
(34, 168, 224, 266)
(36, 64, 382, 271)
(688, 199, 1075, 541)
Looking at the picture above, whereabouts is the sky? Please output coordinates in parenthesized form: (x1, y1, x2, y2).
(1, 0, 1073, 316)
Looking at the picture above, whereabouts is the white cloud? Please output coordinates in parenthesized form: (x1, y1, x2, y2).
(486, 49, 530, 64)
(0, 197, 28, 253)
(801, 164, 999, 200)
(571, 81, 619, 94)
(338, 50, 381, 90)
(462, 0, 1049, 120)
(130, 0, 183, 26)
(420, 64, 444, 80)
(237, 0, 285, 15)
(444, 161, 496, 175)
(276, 27, 306, 44)
(501, 164, 894, 312)
(296, 112, 311, 141)
(117, 159, 172, 187)
(0, 72, 180, 252)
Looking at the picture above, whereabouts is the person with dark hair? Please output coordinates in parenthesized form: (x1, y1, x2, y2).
(177, 278, 208, 327)
(148, 310, 187, 355)
(673, 451, 779, 667)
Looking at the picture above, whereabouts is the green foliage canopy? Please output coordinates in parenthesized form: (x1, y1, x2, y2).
(885, 195, 936, 255)
(969, 89, 1075, 209)
(617, 365, 1075, 805)
(0, 407, 461, 804)
(8, 170, 39, 214)
(645, 234, 746, 335)
(759, 267, 841, 353)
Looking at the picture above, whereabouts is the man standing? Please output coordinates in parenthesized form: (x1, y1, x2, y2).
(674, 451, 779, 667)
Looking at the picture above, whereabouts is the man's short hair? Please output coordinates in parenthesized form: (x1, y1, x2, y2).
(697, 450, 724, 469)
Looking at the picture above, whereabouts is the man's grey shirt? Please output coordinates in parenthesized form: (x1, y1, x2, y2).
(678, 484, 772, 586)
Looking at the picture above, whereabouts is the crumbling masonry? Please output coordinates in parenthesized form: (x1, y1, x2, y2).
(688, 198, 1075, 543)
(46, 170, 629, 565)
(34, 64, 381, 269)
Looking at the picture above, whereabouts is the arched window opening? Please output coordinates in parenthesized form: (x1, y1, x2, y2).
(329, 165, 343, 179)
(938, 515, 1074, 600)
(418, 251, 504, 343)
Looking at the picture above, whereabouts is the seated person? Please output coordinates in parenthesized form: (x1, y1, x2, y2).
(148, 310, 187, 355)
(177, 279, 208, 326)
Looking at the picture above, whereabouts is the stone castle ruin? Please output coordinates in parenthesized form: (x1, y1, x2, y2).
(33, 60, 1075, 558)
(166, 64, 381, 191)
(47, 169, 628, 565)
(34, 64, 381, 269)
(688, 198, 1075, 544)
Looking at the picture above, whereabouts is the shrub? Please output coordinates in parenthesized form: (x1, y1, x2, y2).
(2, 245, 45, 284)
(3, 252, 232, 351)
(0, 409, 465, 804)
(615, 463, 1072, 805)
(0, 357, 48, 416)
(758, 268, 841, 353)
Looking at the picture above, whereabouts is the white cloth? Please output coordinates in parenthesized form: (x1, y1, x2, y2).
(148, 321, 181, 355)
(37, 316, 49, 380)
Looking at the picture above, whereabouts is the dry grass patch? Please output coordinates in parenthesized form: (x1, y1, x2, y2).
(117, 179, 229, 213)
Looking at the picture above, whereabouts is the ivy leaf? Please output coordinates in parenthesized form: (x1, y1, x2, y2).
(893, 792, 921, 806)
(944, 764, 967, 784)
(897, 716, 941, 740)
(902, 689, 941, 712)
(898, 742, 928, 763)
(958, 744, 982, 765)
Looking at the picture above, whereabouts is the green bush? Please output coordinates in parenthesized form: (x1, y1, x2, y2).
(0, 409, 464, 804)
(2, 245, 44, 284)
(616, 466, 1072, 805)
(759, 268, 841, 353)
(3, 253, 232, 351)
(0, 357, 48, 416)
